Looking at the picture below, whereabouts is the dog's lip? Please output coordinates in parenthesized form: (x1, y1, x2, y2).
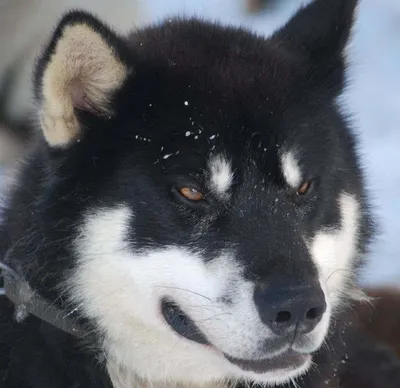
(161, 298, 210, 345)
(224, 349, 311, 374)
(161, 299, 311, 374)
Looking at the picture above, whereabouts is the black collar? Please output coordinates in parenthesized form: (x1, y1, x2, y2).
(0, 260, 87, 338)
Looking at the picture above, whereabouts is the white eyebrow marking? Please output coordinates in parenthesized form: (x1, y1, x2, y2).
(281, 151, 302, 188)
(208, 155, 233, 198)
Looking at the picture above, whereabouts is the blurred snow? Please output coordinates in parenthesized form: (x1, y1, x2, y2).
(343, 0, 400, 286)
(1, 0, 399, 286)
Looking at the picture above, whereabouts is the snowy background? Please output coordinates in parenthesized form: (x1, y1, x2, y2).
(1, 0, 399, 286)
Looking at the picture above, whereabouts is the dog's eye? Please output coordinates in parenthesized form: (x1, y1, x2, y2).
(179, 187, 204, 201)
(297, 180, 311, 195)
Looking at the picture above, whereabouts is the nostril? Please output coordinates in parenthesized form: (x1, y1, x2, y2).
(306, 306, 324, 321)
(253, 281, 326, 335)
(276, 311, 292, 324)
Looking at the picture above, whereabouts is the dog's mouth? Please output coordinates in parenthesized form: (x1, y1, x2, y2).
(161, 299, 209, 345)
(224, 350, 311, 374)
(161, 299, 311, 374)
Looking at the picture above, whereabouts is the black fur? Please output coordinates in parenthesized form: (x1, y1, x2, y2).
(1, 0, 398, 387)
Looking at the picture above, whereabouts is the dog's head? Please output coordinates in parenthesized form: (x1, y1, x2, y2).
(4, 0, 372, 386)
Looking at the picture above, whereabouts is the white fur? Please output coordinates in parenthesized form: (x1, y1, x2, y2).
(309, 193, 360, 308)
(208, 155, 233, 199)
(281, 151, 302, 189)
(69, 206, 321, 387)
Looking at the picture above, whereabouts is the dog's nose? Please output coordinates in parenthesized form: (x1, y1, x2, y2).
(254, 282, 326, 336)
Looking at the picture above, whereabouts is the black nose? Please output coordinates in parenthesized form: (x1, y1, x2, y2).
(254, 281, 327, 336)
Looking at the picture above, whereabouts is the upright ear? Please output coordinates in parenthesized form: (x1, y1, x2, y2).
(34, 11, 132, 148)
(273, 0, 358, 65)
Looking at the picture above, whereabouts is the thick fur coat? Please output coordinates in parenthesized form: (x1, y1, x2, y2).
(1, 0, 400, 387)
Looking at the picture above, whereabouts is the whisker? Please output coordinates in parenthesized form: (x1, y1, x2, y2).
(325, 268, 352, 285)
(156, 285, 212, 301)
(195, 312, 232, 324)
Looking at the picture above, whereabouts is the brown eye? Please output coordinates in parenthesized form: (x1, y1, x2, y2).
(297, 181, 311, 195)
(179, 187, 204, 201)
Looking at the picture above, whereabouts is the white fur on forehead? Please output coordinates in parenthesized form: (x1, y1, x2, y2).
(280, 150, 302, 189)
(208, 155, 233, 198)
(40, 23, 129, 147)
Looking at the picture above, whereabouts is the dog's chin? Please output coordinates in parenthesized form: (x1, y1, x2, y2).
(238, 356, 313, 386)
(161, 299, 314, 381)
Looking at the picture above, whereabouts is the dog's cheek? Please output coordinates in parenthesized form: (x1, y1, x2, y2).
(308, 193, 361, 307)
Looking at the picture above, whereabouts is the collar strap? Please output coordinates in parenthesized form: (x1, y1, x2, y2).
(1, 261, 87, 338)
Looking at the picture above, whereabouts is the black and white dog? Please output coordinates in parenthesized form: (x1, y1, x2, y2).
(1, 1, 400, 387)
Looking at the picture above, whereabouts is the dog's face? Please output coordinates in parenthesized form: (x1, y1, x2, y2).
(7, 0, 370, 386)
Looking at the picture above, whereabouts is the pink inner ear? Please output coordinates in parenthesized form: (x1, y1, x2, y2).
(70, 79, 99, 115)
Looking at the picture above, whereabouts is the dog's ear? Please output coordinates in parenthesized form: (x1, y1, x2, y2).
(273, 0, 358, 63)
(34, 11, 132, 148)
